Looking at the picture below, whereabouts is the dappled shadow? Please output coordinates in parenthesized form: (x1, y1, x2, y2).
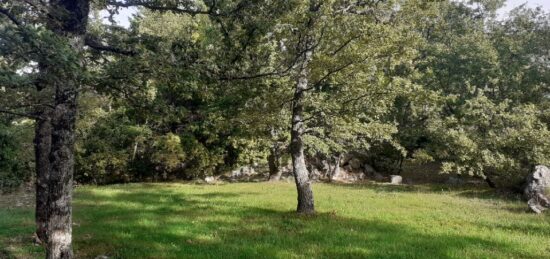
(67, 186, 541, 259)
(455, 189, 523, 201)
(478, 221, 550, 237)
(0, 247, 14, 259)
(192, 192, 259, 199)
(329, 181, 525, 202)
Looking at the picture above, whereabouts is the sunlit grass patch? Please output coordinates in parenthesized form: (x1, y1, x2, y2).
(1, 182, 549, 258)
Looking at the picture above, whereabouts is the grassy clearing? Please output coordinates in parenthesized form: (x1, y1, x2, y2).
(1, 182, 550, 258)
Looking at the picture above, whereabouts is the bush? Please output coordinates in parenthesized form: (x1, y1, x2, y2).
(0, 121, 33, 192)
(425, 95, 550, 188)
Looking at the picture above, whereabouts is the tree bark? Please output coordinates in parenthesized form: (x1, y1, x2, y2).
(47, 85, 78, 259)
(329, 154, 341, 182)
(268, 142, 282, 181)
(485, 176, 496, 189)
(45, 1, 89, 258)
(290, 47, 315, 214)
(35, 112, 52, 244)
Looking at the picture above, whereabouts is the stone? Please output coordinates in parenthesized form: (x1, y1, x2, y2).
(446, 176, 464, 185)
(373, 172, 385, 181)
(390, 175, 402, 185)
(230, 166, 255, 178)
(363, 164, 376, 175)
(348, 158, 362, 170)
(308, 168, 320, 180)
(204, 176, 217, 184)
(524, 165, 550, 214)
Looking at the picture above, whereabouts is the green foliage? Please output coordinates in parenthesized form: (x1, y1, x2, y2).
(2, 0, 549, 188)
(426, 95, 550, 185)
(0, 121, 33, 192)
(76, 110, 150, 184)
(385, 2, 550, 186)
(150, 133, 186, 174)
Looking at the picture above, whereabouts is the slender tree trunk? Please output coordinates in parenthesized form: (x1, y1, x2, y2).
(268, 142, 282, 181)
(290, 48, 315, 214)
(35, 112, 52, 244)
(330, 154, 341, 182)
(45, 1, 89, 258)
(485, 176, 496, 188)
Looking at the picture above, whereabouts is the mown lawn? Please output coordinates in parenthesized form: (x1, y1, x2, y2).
(1, 182, 550, 258)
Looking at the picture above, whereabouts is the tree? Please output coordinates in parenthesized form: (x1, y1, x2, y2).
(218, 0, 417, 213)
(389, 0, 550, 188)
(0, 0, 228, 256)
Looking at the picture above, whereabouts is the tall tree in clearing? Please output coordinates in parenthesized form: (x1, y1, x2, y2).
(252, 0, 409, 214)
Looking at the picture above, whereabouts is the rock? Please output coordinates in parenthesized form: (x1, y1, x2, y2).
(446, 176, 464, 185)
(348, 158, 362, 170)
(95, 256, 110, 259)
(373, 172, 385, 181)
(204, 176, 217, 184)
(309, 168, 322, 181)
(524, 165, 550, 214)
(390, 175, 402, 185)
(363, 164, 376, 175)
(331, 167, 363, 182)
(32, 232, 43, 246)
(230, 166, 255, 178)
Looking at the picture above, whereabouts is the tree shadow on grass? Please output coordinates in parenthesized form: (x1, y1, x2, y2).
(478, 220, 550, 237)
(70, 187, 540, 259)
(0, 247, 15, 259)
(330, 182, 525, 202)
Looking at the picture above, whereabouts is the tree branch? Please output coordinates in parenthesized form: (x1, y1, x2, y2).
(0, 108, 39, 120)
(106, 0, 213, 16)
(0, 7, 22, 26)
(84, 35, 137, 56)
(303, 60, 355, 92)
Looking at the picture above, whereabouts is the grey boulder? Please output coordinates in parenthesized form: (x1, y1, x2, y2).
(524, 165, 550, 214)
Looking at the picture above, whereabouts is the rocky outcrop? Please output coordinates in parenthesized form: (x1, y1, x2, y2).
(218, 153, 382, 183)
(524, 165, 550, 214)
(390, 175, 402, 185)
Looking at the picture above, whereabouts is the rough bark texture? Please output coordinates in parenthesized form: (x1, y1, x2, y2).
(524, 165, 550, 214)
(35, 113, 52, 244)
(45, 1, 89, 258)
(290, 48, 315, 214)
(47, 86, 78, 259)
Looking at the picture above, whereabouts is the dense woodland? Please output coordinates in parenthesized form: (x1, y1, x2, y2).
(0, 0, 549, 258)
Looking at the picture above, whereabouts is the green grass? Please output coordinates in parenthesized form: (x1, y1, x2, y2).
(1, 182, 550, 258)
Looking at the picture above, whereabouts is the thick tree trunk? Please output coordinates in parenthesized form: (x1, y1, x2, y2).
(290, 49, 315, 214)
(45, 1, 89, 258)
(35, 113, 52, 244)
(47, 85, 78, 259)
